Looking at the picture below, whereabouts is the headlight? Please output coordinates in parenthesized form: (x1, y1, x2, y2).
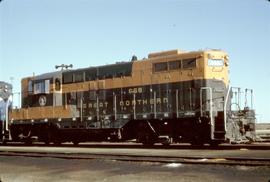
(208, 59, 224, 67)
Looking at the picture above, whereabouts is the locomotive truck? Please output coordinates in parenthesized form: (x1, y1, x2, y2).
(1, 49, 256, 145)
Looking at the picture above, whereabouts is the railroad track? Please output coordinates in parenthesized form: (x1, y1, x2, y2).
(0, 150, 269, 166)
(0, 144, 270, 166)
(1, 142, 270, 150)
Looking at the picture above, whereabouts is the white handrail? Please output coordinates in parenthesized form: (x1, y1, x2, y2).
(224, 86, 231, 132)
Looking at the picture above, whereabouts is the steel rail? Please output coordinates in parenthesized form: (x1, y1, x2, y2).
(1, 142, 270, 150)
(0, 151, 269, 166)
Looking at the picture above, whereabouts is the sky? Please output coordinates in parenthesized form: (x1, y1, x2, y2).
(0, 0, 269, 122)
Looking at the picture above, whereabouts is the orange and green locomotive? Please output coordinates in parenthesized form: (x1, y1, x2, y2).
(5, 49, 256, 145)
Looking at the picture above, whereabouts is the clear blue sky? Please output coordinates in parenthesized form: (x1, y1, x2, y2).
(0, 0, 269, 122)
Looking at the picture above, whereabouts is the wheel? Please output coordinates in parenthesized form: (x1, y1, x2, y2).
(1, 139, 7, 145)
(161, 137, 173, 146)
(72, 141, 79, 146)
(209, 140, 221, 147)
(139, 135, 155, 146)
(24, 139, 32, 146)
(161, 143, 170, 146)
(137, 121, 157, 146)
(142, 141, 154, 146)
(190, 135, 204, 147)
(53, 140, 62, 146)
(39, 133, 51, 145)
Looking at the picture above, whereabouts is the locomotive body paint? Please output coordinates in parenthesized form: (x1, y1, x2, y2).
(6, 49, 256, 145)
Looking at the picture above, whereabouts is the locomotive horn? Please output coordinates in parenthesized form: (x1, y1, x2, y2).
(55, 64, 73, 70)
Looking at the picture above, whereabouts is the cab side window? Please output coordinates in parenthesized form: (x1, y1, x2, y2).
(28, 80, 33, 94)
(33, 80, 50, 94)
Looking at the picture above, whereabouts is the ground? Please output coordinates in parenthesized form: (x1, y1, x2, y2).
(0, 156, 269, 182)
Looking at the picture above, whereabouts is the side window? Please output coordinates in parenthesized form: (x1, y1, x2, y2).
(182, 58, 196, 69)
(28, 80, 33, 94)
(85, 68, 97, 81)
(33, 80, 50, 94)
(74, 72, 85, 82)
(55, 78, 61, 91)
(169, 60, 181, 70)
(63, 73, 73, 84)
(154, 62, 168, 72)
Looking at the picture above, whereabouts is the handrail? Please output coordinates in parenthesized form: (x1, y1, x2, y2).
(133, 93, 136, 119)
(96, 96, 99, 122)
(80, 97, 83, 122)
(200, 87, 214, 140)
(245, 88, 253, 109)
(154, 91, 157, 119)
(114, 93, 117, 120)
(224, 86, 231, 132)
(176, 89, 179, 118)
(5, 97, 10, 132)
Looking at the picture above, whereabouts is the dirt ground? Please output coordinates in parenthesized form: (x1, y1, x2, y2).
(0, 156, 269, 182)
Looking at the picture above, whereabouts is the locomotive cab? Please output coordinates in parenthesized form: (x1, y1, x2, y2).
(9, 72, 79, 144)
(21, 71, 63, 108)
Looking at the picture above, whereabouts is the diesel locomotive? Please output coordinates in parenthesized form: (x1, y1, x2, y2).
(1, 49, 256, 145)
